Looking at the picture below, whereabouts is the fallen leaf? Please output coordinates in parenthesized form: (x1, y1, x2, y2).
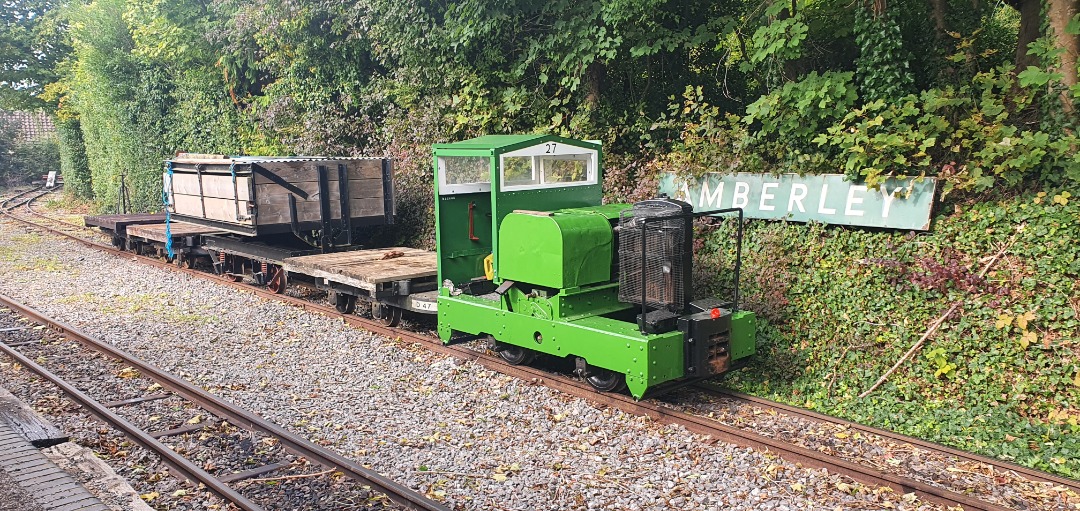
(1020, 331, 1037, 349)
(995, 314, 1012, 329)
(834, 432, 849, 439)
(33, 325, 45, 330)
(187, 415, 202, 424)
(140, 492, 160, 502)
(836, 481, 852, 493)
(790, 483, 805, 492)
(1005, 434, 1017, 442)
(492, 472, 507, 482)
(171, 489, 188, 497)
(116, 367, 140, 379)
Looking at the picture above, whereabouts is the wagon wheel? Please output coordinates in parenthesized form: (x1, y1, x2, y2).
(585, 367, 627, 393)
(331, 292, 357, 314)
(496, 342, 536, 366)
(212, 252, 241, 281)
(219, 268, 243, 282)
(267, 265, 288, 294)
(371, 303, 402, 327)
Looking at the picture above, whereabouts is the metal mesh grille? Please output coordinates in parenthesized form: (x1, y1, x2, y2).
(618, 202, 686, 311)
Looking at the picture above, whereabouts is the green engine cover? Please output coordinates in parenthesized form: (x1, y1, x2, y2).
(498, 208, 615, 289)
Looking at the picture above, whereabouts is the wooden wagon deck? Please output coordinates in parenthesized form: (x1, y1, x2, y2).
(126, 221, 222, 242)
(283, 247, 436, 292)
(84, 213, 167, 234)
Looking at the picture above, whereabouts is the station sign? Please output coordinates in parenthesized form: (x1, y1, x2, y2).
(659, 172, 937, 230)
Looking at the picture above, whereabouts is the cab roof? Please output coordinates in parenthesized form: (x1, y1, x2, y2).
(432, 134, 600, 153)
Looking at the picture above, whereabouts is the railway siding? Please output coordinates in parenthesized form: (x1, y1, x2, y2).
(0, 210, 972, 510)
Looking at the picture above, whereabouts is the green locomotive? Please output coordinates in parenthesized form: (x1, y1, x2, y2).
(433, 135, 755, 398)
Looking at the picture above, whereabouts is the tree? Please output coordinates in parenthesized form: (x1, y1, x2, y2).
(1009, 0, 1078, 82)
(1046, 0, 1078, 102)
(0, 0, 65, 109)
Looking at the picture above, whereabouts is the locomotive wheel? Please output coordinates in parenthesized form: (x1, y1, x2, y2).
(586, 368, 627, 393)
(332, 292, 357, 314)
(371, 303, 402, 327)
(497, 343, 536, 366)
(267, 266, 287, 294)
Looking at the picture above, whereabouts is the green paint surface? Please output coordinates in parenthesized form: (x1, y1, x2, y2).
(730, 311, 756, 360)
(499, 208, 616, 288)
(436, 293, 684, 398)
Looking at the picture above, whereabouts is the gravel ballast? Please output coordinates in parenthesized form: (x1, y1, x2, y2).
(0, 216, 978, 510)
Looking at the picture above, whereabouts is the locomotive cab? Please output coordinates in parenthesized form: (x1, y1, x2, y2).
(433, 135, 755, 398)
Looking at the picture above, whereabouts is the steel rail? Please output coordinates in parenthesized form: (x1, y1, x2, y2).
(23, 187, 83, 229)
(0, 294, 450, 511)
(0, 185, 45, 211)
(0, 207, 1042, 511)
(696, 385, 1080, 494)
(0, 317, 265, 511)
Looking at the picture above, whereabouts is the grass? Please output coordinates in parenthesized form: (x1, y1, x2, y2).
(13, 257, 68, 272)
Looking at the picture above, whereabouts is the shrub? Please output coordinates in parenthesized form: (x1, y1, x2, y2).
(0, 132, 61, 187)
(56, 118, 93, 198)
(813, 66, 1080, 193)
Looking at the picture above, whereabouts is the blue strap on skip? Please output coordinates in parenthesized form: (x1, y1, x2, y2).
(163, 160, 175, 259)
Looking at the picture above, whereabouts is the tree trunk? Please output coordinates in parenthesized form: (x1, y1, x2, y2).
(1047, 0, 1079, 111)
(929, 0, 948, 38)
(584, 60, 604, 112)
(1013, 0, 1043, 72)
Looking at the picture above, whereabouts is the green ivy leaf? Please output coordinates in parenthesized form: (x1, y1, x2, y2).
(1017, 67, 1063, 88)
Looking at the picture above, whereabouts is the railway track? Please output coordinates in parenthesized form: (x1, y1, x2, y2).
(3, 198, 1077, 511)
(22, 186, 83, 227)
(0, 294, 449, 511)
(0, 185, 47, 212)
(692, 384, 1080, 498)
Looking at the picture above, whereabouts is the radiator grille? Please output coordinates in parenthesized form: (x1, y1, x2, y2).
(618, 201, 687, 311)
